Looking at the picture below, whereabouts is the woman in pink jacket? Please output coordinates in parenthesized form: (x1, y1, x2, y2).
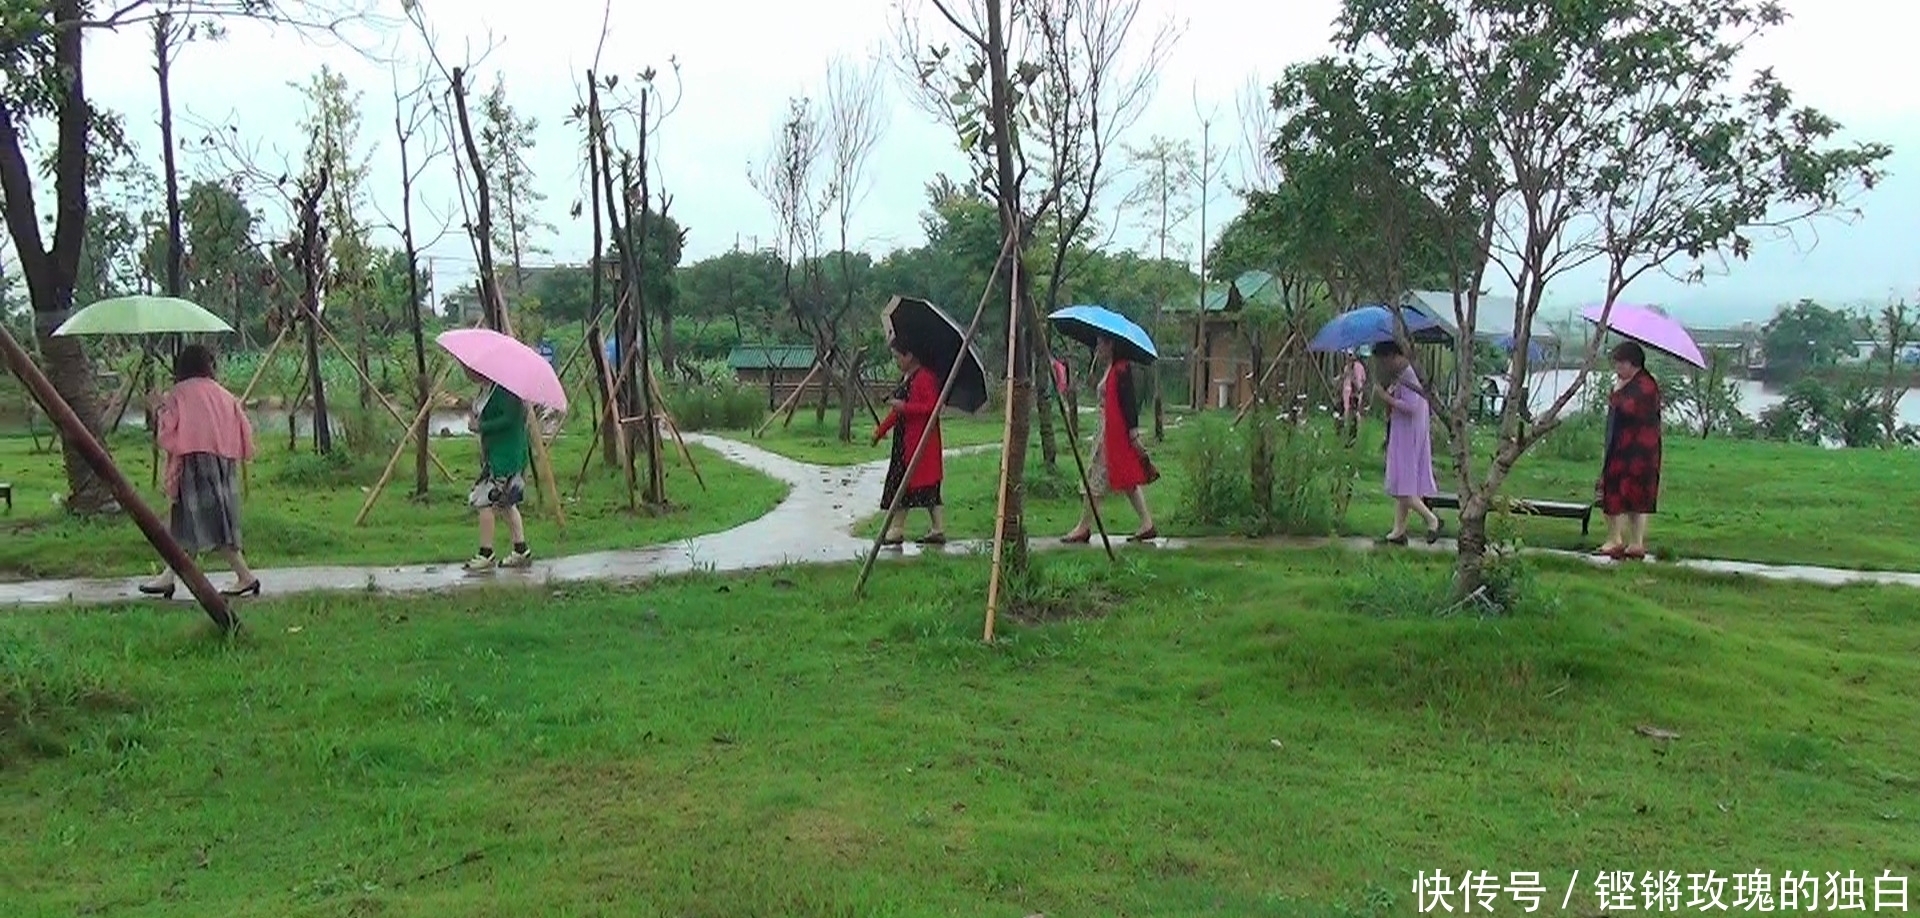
(139, 345, 261, 598)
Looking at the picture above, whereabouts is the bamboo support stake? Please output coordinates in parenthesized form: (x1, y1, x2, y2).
(1025, 288, 1116, 562)
(524, 406, 566, 532)
(238, 325, 291, 404)
(354, 393, 442, 526)
(572, 325, 634, 503)
(1232, 331, 1305, 427)
(354, 359, 460, 525)
(648, 364, 705, 490)
(315, 319, 456, 482)
(754, 360, 827, 438)
(983, 248, 1025, 643)
(854, 233, 1016, 597)
(781, 356, 832, 430)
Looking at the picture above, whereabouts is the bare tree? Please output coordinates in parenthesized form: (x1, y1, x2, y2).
(1231, 73, 1280, 194)
(749, 97, 840, 427)
(375, 59, 459, 496)
(480, 74, 549, 312)
(823, 55, 888, 441)
(1120, 135, 1197, 440)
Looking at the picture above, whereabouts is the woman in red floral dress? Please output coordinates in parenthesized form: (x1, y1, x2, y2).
(872, 338, 946, 546)
(1595, 341, 1662, 560)
(1062, 335, 1158, 543)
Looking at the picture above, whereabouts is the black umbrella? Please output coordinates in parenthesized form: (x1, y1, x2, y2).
(880, 295, 991, 414)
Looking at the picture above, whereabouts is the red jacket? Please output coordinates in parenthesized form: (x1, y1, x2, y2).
(874, 367, 943, 488)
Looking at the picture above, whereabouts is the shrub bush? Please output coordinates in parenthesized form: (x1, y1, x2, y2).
(663, 381, 766, 431)
(1542, 409, 1605, 463)
(1175, 412, 1350, 536)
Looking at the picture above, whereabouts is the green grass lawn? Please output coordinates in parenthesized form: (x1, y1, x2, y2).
(858, 412, 1920, 572)
(0, 428, 787, 581)
(2, 550, 1915, 915)
(724, 411, 1009, 465)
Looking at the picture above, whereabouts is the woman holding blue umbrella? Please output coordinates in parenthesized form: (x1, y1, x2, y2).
(1371, 341, 1444, 545)
(1050, 306, 1159, 544)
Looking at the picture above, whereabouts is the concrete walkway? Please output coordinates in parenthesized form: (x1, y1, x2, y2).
(2, 433, 1916, 609)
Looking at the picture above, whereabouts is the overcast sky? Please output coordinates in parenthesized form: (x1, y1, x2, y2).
(66, 0, 1920, 327)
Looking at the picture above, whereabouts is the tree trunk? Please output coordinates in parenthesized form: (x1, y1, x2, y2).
(837, 348, 860, 444)
(1036, 382, 1059, 465)
(155, 15, 184, 300)
(0, 0, 112, 512)
(659, 308, 676, 378)
(35, 323, 116, 512)
(998, 278, 1036, 577)
(1451, 495, 1491, 599)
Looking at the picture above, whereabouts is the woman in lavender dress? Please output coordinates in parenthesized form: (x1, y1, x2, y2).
(1371, 341, 1444, 545)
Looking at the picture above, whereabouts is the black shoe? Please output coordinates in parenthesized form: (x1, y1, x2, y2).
(221, 580, 262, 598)
(1426, 521, 1446, 544)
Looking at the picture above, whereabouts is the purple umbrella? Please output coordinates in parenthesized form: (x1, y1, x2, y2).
(1578, 303, 1706, 370)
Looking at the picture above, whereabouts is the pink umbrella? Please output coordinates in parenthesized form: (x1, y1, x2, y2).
(1578, 303, 1706, 370)
(436, 328, 570, 412)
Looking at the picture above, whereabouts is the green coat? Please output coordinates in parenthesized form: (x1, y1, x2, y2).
(476, 384, 528, 477)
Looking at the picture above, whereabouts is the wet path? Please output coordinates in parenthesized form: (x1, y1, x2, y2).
(3, 433, 1917, 609)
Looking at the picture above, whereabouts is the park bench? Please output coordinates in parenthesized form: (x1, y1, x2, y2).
(1427, 492, 1594, 536)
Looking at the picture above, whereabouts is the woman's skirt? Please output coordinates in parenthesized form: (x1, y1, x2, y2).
(881, 428, 942, 510)
(172, 452, 243, 552)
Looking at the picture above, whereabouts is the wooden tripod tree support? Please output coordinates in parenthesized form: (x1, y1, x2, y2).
(576, 324, 634, 505)
(312, 318, 457, 482)
(983, 257, 1121, 643)
(648, 363, 705, 490)
(569, 322, 705, 502)
(354, 356, 460, 527)
(854, 234, 1017, 597)
(0, 325, 235, 631)
(238, 325, 290, 404)
(754, 359, 828, 438)
(1230, 330, 1328, 427)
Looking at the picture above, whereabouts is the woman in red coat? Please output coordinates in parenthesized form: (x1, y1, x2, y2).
(872, 338, 946, 545)
(1595, 341, 1662, 560)
(1062, 335, 1158, 543)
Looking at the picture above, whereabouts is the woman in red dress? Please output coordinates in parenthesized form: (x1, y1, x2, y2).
(1062, 335, 1158, 543)
(872, 338, 946, 546)
(1595, 341, 1662, 560)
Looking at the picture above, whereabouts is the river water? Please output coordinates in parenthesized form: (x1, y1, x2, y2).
(1521, 369, 1920, 428)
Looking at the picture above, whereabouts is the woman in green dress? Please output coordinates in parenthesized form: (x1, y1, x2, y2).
(464, 369, 533, 571)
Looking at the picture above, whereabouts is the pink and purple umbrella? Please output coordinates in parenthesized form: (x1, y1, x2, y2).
(1578, 303, 1706, 370)
(436, 328, 570, 412)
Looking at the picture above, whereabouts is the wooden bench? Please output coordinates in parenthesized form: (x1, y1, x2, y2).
(1427, 492, 1594, 536)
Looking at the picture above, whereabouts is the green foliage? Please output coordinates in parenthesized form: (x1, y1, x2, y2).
(270, 447, 361, 488)
(1541, 409, 1604, 463)
(662, 381, 766, 431)
(1344, 513, 1541, 617)
(1761, 299, 1858, 379)
(1174, 413, 1348, 536)
(1272, 0, 1890, 597)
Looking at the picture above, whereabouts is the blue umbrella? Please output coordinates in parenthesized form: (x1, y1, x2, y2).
(1047, 304, 1158, 365)
(1308, 305, 1445, 353)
